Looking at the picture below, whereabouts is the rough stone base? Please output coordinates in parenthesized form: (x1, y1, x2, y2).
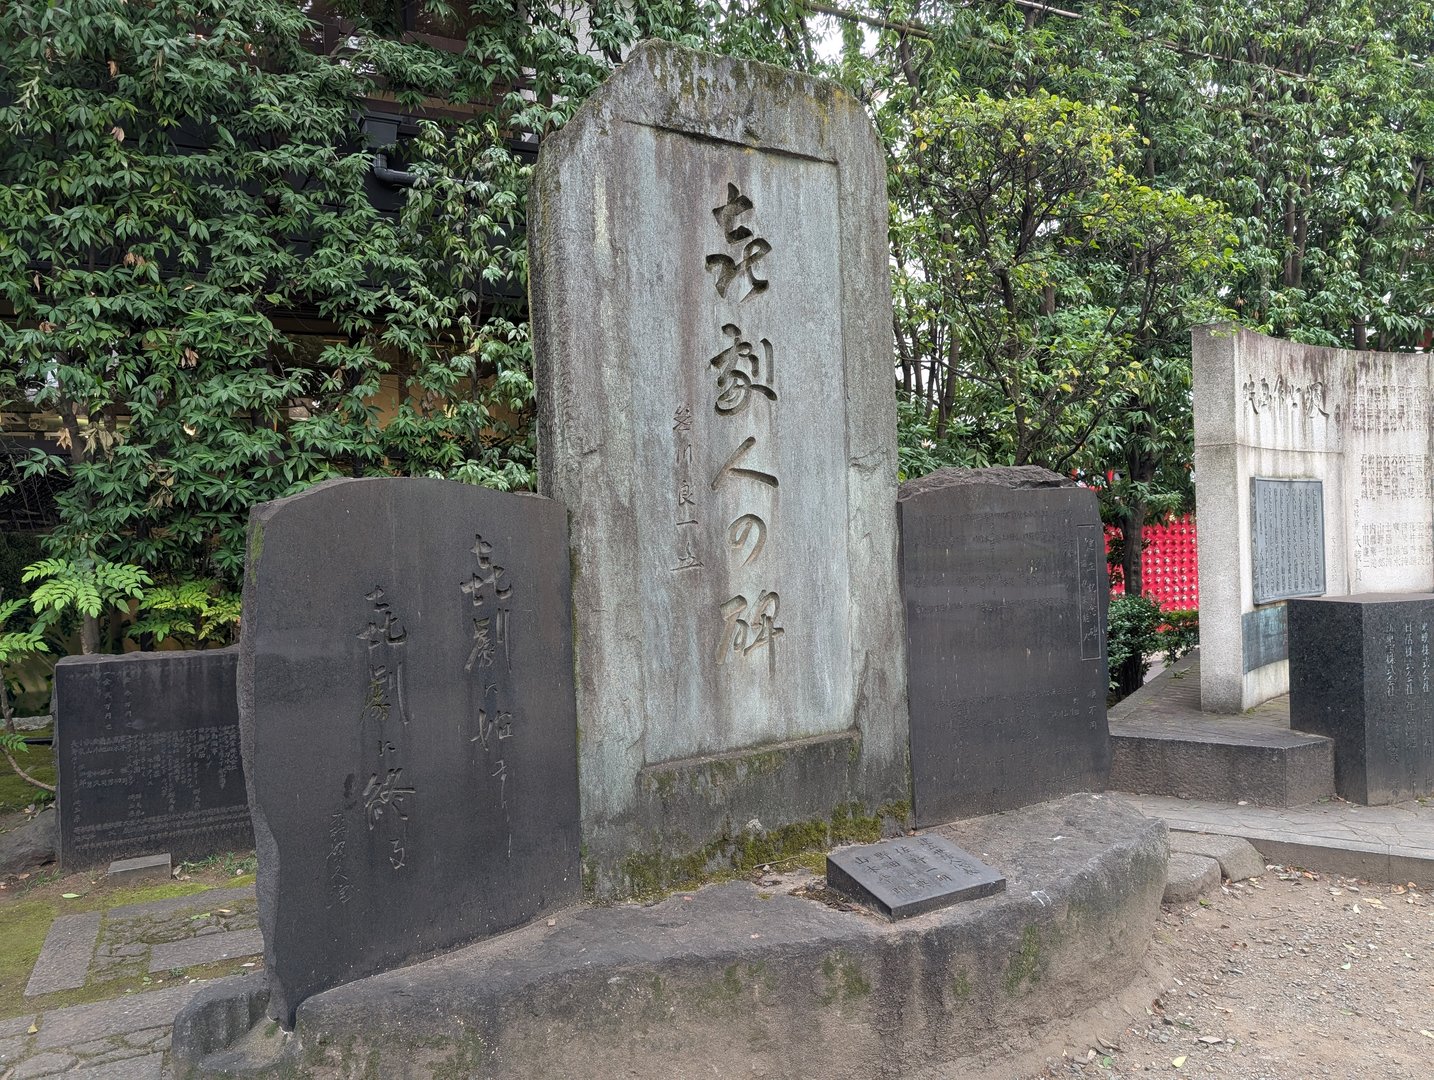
(172, 795, 1166, 1080)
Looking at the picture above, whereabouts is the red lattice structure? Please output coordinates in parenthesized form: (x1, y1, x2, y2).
(1107, 515, 1199, 612)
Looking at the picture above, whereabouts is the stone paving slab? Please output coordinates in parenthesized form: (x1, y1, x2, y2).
(0, 1015, 39, 1038)
(26, 911, 102, 997)
(37, 982, 218, 1049)
(105, 886, 254, 921)
(67, 1051, 165, 1078)
(1119, 793, 1434, 884)
(149, 929, 263, 973)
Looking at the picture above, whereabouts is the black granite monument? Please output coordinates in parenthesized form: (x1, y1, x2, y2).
(241, 478, 581, 1026)
(826, 834, 1005, 919)
(54, 647, 250, 869)
(1289, 593, 1434, 805)
(899, 467, 1111, 826)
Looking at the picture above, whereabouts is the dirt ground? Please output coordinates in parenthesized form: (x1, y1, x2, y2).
(1021, 868, 1434, 1080)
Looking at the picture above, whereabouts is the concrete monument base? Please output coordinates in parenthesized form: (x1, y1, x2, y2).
(172, 796, 1166, 1080)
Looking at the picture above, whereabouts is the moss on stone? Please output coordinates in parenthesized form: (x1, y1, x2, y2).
(819, 951, 871, 1007)
(1006, 925, 1045, 994)
(614, 797, 906, 901)
(949, 968, 973, 1002)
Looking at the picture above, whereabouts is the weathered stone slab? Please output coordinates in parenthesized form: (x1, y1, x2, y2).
(68, 1053, 165, 1079)
(241, 477, 580, 1025)
(107, 854, 171, 886)
(25, 911, 101, 997)
(530, 41, 908, 896)
(1168, 832, 1267, 882)
(1288, 593, 1434, 804)
(899, 467, 1111, 824)
(149, 928, 263, 973)
(826, 834, 1004, 919)
(53, 648, 249, 869)
(1194, 327, 1434, 713)
(37, 979, 223, 1047)
(1163, 852, 1221, 904)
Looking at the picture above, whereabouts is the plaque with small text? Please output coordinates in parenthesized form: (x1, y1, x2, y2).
(1251, 478, 1326, 605)
(826, 834, 1005, 920)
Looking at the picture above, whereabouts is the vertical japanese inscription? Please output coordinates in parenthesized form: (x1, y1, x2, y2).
(703, 182, 784, 670)
(356, 587, 413, 873)
(1076, 524, 1101, 661)
(1250, 479, 1325, 605)
(461, 535, 518, 845)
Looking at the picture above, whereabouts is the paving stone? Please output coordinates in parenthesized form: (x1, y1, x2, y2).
(71, 1036, 118, 1055)
(68, 1052, 165, 1079)
(1169, 831, 1268, 881)
(25, 910, 102, 996)
(14, 1051, 77, 1078)
(0, 1015, 37, 1037)
(37, 980, 219, 1048)
(1118, 792, 1434, 886)
(105, 885, 254, 920)
(149, 928, 263, 972)
(1163, 852, 1221, 904)
(122, 1028, 167, 1049)
(0, 1034, 28, 1064)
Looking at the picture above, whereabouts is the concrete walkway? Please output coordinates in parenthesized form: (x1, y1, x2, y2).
(1117, 793, 1434, 885)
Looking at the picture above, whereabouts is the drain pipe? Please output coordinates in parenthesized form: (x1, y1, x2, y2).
(372, 151, 421, 188)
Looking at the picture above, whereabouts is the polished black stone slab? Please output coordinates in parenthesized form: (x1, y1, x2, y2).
(826, 834, 1005, 919)
(54, 648, 250, 869)
(1289, 593, 1434, 805)
(899, 467, 1112, 826)
(241, 478, 580, 1026)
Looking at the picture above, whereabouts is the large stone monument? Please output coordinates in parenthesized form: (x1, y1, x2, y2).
(1288, 593, 1434, 804)
(53, 648, 250, 869)
(530, 41, 909, 896)
(1194, 327, 1434, 712)
(899, 467, 1111, 824)
(240, 478, 580, 1024)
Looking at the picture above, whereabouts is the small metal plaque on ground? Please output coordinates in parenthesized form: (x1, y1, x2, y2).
(826, 834, 1006, 920)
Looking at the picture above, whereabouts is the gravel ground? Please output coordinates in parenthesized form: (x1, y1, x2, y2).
(1024, 867, 1433, 1080)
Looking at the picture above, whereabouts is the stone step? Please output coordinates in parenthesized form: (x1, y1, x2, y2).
(1108, 652, 1335, 807)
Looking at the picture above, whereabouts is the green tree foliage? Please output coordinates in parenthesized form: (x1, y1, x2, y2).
(828, 0, 1432, 598)
(0, 0, 810, 608)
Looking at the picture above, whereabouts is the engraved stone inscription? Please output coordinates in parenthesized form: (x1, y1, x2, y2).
(1077, 524, 1101, 661)
(1289, 595, 1434, 805)
(826, 833, 1006, 920)
(55, 648, 251, 869)
(1360, 454, 1431, 500)
(705, 183, 770, 302)
(241, 477, 579, 1026)
(1251, 478, 1326, 605)
(703, 183, 784, 671)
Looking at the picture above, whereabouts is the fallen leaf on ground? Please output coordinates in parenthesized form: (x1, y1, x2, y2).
(1171, 1055, 1187, 1068)
(60, 893, 79, 899)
